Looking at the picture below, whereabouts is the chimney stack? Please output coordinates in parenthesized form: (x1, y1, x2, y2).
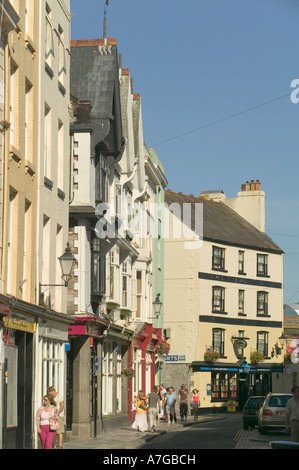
(241, 180, 261, 192)
(226, 180, 265, 232)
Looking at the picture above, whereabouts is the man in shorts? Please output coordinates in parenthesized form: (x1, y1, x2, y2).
(165, 387, 176, 424)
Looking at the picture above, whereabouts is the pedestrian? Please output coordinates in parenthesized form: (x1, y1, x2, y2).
(132, 390, 148, 432)
(156, 386, 164, 423)
(190, 389, 200, 421)
(36, 394, 59, 449)
(47, 386, 65, 449)
(165, 387, 176, 424)
(178, 384, 189, 420)
(159, 384, 167, 420)
(148, 386, 160, 432)
(286, 385, 299, 442)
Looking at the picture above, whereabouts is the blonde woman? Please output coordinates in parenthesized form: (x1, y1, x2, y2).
(132, 390, 148, 432)
(36, 394, 59, 449)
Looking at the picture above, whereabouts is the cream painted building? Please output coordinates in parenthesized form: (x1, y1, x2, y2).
(163, 184, 284, 412)
(0, 1, 73, 449)
(38, 0, 71, 313)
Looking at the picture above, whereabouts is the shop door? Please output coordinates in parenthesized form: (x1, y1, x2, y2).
(16, 331, 33, 449)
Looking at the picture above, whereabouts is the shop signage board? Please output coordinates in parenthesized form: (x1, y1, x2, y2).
(3, 312, 36, 333)
(165, 354, 187, 363)
(227, 400, 236, 412)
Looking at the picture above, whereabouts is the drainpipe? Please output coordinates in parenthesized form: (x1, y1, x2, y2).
(128, 343, 133, 422)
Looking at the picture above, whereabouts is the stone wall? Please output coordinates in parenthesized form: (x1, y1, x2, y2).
(160, 363, 193, 417)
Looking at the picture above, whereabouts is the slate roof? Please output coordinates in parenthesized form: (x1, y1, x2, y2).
(70, 39, 125, 162)
(165, 190, 283, 254)
(70, 39, 118, 120)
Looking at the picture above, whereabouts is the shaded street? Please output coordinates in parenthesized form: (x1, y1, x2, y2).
(137, 414, 241, 450)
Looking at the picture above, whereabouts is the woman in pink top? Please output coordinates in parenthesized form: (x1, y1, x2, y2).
(36, 394, 59, 449)
(191, 389, 200, 421)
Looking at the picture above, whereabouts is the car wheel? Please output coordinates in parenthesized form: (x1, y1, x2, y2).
(243, 423, 249, 430)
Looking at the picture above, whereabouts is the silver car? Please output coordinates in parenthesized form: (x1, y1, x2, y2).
(258, 393, 293, 435)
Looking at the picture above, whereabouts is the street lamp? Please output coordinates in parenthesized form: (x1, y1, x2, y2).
(58, 242, 76, 283)
(152, 294, 162, 318)
(278, 334, 286, 349)
(39, 242, 76, 303)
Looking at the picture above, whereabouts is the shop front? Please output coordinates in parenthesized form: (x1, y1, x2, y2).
(129, 323, 162, 422)
(67, 316, 135, 436)
(0, 303, 36, 449)
(192, 361, 284, 413)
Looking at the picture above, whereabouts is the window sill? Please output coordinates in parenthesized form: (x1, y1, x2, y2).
(211, 398, 230, 403)
(45, 62, 54, 79)
(238, 271, 247, 276)
(212, 310, 228, 315)
(58, 80, 66, 96)
(257, 274, 270, 278)
(257, 314, 271, 318)
(44, 176, 53, 189)
(57, 188, 65, 200)
(25, 159, 36, 179)
(25, 34, 37, 55)
(238, 313, 247, 317)
(212, 268, 228, 273)
(9, 145, 22, 166)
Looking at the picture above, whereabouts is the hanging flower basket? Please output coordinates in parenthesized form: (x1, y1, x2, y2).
(204, 349, 220, 362)
(250, 350, 265, 364)
(157, 339, 170, 356)
(121, 367, 135, 378)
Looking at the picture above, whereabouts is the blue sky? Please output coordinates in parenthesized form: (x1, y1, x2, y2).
(70, 0, 299, 303)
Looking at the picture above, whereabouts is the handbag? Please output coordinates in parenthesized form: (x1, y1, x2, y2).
(49, 417, 59, 431)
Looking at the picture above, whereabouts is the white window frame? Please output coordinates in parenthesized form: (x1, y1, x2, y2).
(102, 342, 113, 415)
(40, 337, 64, 399)
(116, 349, 122, 413)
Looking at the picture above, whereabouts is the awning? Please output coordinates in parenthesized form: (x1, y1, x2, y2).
(192, 361, 284, 373)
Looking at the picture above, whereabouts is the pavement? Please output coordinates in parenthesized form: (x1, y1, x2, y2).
(235, 428, 299, 450)
(63, 415, 227, 450)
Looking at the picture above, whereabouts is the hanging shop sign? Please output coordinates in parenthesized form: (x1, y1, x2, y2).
(234, 339, 247, 349)
(3, 312, 36, 334)
(165, 354, 187, 363)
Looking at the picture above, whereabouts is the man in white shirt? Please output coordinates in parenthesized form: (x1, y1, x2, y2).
(47, 386, 65, 449)
(286, 386, 299, 442)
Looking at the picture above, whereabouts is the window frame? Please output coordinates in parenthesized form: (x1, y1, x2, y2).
(257, 291, 269, 316)
(257, 331, 269, 358)
(212, 246, 225, 271)
(91, 236, 106, 296)
(257, 253, 268, 277)
(212, 328, 225, 356)
(238, 250, 245, 274)
(238, 289, 245, 315)
(212, 286, 225, 313)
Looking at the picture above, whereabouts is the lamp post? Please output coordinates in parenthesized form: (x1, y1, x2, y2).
(278, 334, 286, 349)
(152, 293, 162, 318)
(39, 242, 76, 303)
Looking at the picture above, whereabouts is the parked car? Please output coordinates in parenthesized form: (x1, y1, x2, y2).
(242, 396, 265, 429)
(258, 393, 293, 435)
